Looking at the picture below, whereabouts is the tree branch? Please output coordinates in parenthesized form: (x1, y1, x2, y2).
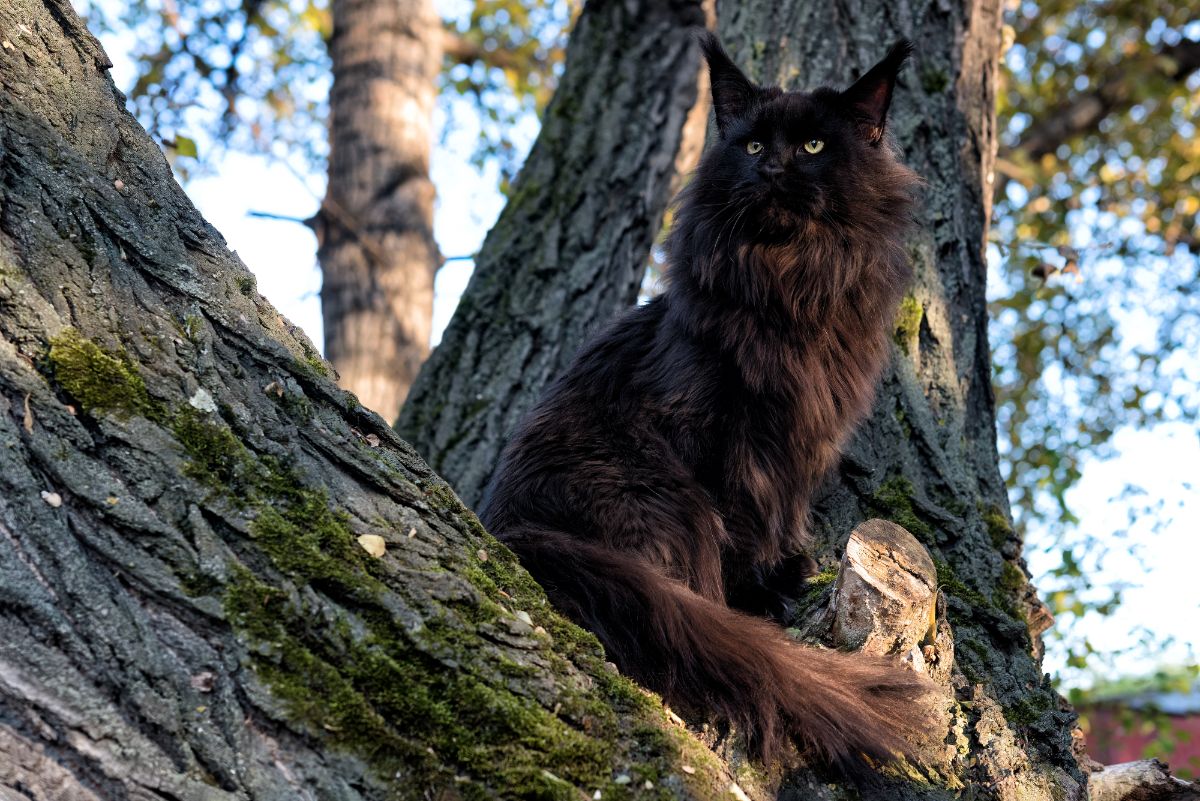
(1005, 36, 1200, 163)
(1088, 760, 1200, 801)
(441, 28, 523, 72)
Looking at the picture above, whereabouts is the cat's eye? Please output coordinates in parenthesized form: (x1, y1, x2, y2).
(746, 141, 764, 155)
(803, 139, 825, 154)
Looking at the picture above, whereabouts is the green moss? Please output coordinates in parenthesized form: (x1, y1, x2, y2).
(999, 561, 1025, 594)
(237, 275, 255, 296)
(181, 314, 203, 343)
(179, 571, 222, 598)
(201, 457, 685, 796)
(982, 504, 1013, 549)
(920, 67, 949, 94)
(279, 390, 315, 422)
(172, 406, 256, 495)
(48, 329, 156, 418)
(164, 399, 704, 798)
(934, 559, 990, 610)
(992, 562, 1030, 624)
(792, 566, 839, 619)
(1002, 694, 1053, 728)
(894, 294, 923, 350)
(224, 503, 624, 797)
(249, 495, 380, 595)
(870, 476, 933, 542)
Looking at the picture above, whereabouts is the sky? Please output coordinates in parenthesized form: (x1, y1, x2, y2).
(76, 0, 1198, 689)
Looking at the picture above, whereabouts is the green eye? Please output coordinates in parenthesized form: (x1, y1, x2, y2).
(803, 139, 825, 154)
(746, 141, 764, 155)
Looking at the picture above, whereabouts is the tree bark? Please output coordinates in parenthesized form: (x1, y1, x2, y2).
(1088, 761, 1200, 801)
(711, 1, 1089, 799)
(317, 0, 441, 424)
(0, 2, 747, 797)
(396, 0, 711, 507)
(404, 0, 1102, 797)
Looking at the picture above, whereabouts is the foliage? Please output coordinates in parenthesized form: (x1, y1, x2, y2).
(77, 0, 576, 181)
(441, 0, 577, 186)
(78, 0, 333, 171)
(992, 0, 1199, 684)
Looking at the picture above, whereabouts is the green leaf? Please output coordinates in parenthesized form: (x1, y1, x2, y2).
(174, 135, 198, 159)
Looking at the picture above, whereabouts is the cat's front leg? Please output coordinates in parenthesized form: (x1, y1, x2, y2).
(724, 551, 818, 625)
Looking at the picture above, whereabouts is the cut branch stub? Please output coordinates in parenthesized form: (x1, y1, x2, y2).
(829, 519, 945, 675)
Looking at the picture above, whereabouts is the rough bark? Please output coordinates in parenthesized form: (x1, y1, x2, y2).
(396, 0, 710, 507)
(0, 2, 752, 798)
(408, 0, 1112, 796)
(317, 0, 440, 424)
(708, 1, 1088, 799)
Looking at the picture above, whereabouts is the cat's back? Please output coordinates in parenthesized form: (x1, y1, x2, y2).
(480, 298, 671, 528)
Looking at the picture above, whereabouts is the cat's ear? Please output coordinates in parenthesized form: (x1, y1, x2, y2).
(699, 32, 760, 136)
(841, 40, 913, 143)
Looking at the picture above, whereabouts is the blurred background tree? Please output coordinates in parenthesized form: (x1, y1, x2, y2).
(992, 0, 1199, 691)
(78, 0, 1198, 746)
(78, 0, 575, 421)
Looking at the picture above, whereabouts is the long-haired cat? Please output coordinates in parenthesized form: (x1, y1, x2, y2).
(480, 33, 934, 766)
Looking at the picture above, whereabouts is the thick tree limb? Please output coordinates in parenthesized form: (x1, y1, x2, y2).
(1088, 760, 1200, 801)
(399, 0, 709, 506)
(0, 1, 745, 797)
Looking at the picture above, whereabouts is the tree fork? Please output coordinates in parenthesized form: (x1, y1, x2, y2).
(397, 0, 712, 506)
(0, 1, 734, 796)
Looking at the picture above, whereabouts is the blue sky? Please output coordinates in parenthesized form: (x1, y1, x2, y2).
(78, 0, 1198, 689)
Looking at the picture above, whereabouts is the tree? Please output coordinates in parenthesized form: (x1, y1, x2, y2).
(315, 0, 442, 422)
(3, 0, 1196, 798)
(77, 0, 573, 423)
(989, 1, 1200, 682)
(397, 0, 713, 506)
(402, 0, 1109, 797)
(0, 2, 717, 797)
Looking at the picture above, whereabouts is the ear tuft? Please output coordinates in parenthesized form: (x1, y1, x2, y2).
(697, 32, 760, 136)
(841, 39, 912, 143)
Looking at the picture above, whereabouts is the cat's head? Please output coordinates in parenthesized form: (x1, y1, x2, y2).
(692, 34, 916, 235)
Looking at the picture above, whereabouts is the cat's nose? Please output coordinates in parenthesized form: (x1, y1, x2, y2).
(759, 164, 784, 179)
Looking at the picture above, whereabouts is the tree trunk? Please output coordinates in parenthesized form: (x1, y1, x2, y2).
(5, 1, 1186, 799)
(405, 0, 1102, 798)
(317, 0, 441, 424)
(396, 0, 711, 507)
(0, 2, 743, 797)
(715, 2, 1088, 799)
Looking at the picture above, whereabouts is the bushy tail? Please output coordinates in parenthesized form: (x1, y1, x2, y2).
(507, 528, 938, 766)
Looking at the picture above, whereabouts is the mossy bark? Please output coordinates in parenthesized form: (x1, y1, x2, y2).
(0, 2, 745, 798)
(400, 0, 1091, 798)
(396, 0, 711, 507)
(718, 1, 1087, 799)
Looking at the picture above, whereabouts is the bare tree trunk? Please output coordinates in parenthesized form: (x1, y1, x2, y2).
(397, 0, 711, 507)
(317, 0, 441, 424)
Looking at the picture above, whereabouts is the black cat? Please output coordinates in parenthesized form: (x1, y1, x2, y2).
(480, 34, 933, 766)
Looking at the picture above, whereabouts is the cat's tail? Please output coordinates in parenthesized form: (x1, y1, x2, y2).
(505, 527, 939, 767)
